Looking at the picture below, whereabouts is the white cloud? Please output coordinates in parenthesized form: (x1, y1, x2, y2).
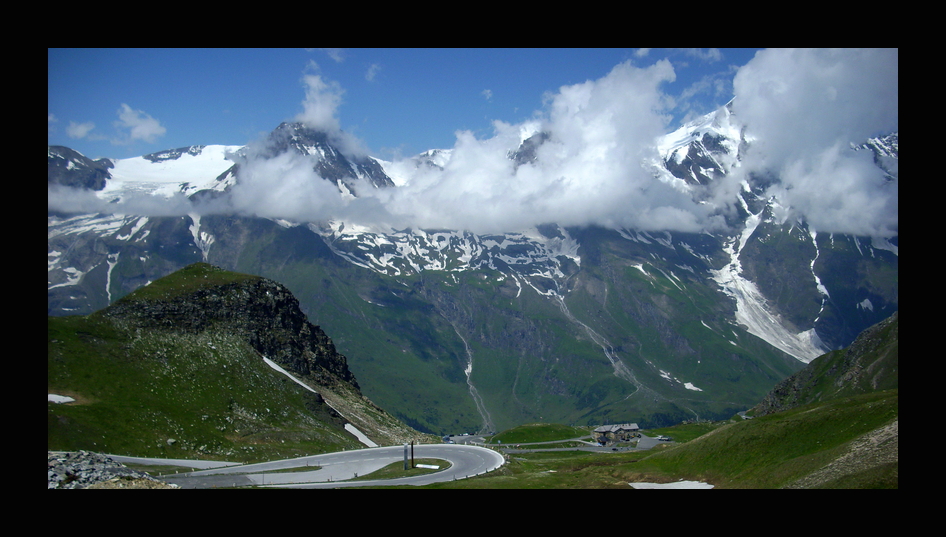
(296, 73, 343, 133)
(294, 72, 368, 158)
(66, 121, 96, 139)
(113, 104, 167, 144)
(365, 63, 380, 82)
(352, 59, 704, 234)
(227, 151, 349, 222)
(769, 141, 897, 237)
(47, 183, 195, 217)
(481, 89, 493, 101)
(682, 48, 722, 62)
(731, 48, 898, 237)
(203, 59, 696, 234)
(320, 48, 345, 63)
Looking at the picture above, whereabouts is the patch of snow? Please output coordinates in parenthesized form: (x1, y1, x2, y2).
(710, 195, 827, 363)
(188, 214, 215, 262)
(48, 266, 87, 290)
(344, 424, 377, 448)
(106, 252, 119, 304)
(629, 480, 714, 489)
(871, 236, 898, 256)
(262, 357, 377, 448)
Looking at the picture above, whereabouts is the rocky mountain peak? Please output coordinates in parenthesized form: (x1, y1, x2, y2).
(233, 121, 396, 195)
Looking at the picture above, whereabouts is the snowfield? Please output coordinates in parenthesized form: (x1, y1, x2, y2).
(100, 145, 242, 201)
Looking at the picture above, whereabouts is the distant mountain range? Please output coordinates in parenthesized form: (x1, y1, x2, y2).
(48, 103, 898, 434)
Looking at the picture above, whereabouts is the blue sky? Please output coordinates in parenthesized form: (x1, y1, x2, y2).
(48, 48, 760, 160)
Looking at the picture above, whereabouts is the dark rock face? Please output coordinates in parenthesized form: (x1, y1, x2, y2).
(101, 264, 359, 391)
(509, 131, 551, 168)
(143, 145, 206, 163)
(47, 145, 113, 191)
(663, 132, 729, 186)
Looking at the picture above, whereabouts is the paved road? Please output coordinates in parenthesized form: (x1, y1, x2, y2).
(117, 444, 505, 489)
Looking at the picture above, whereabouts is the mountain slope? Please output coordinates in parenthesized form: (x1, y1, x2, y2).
(751, 310, 898, 416)
(48, 263, 433, 460)
(635, 312, 898, 488)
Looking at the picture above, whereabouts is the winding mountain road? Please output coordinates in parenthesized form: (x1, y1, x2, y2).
(112, 444, 505, 489)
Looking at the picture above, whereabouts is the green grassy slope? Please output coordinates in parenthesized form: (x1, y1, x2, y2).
(48, 314, 362, 462)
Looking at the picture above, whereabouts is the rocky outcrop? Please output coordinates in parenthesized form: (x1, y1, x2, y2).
(48, 451, 176, 489)
(101, 263, 359, 391)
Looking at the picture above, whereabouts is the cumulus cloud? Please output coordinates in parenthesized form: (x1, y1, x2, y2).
(189, 58, 695, 234)
(352, 59, 702, 234)
(731, 48, 898, 237)
(114, 104, 167, 144)
(767, 141, 898, 237)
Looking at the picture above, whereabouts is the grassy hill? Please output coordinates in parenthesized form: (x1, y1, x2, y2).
(48, 313, 360, 462)
(48, 263, 433, 463)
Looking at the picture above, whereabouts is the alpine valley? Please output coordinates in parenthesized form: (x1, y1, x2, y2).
(48, 102, 898, 436)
